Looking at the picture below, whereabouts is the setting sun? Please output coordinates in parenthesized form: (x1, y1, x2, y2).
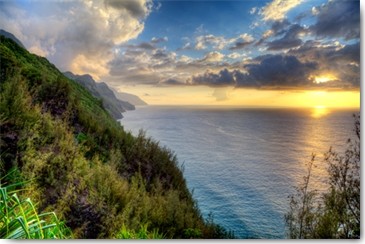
(312, 74, 337, 84)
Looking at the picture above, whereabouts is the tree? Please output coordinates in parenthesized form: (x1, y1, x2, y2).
(285, 114, 360, 239)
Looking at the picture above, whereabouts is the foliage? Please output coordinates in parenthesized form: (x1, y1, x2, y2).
(0, 170, 71, 239)
(285, 114, 360, 239)
(202, 213, 236, 239)
(0, 35, 233, 239)
(115, 224, 165, 239)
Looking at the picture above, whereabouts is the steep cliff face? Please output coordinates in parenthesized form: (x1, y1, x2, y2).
(64, 71, 135, 120)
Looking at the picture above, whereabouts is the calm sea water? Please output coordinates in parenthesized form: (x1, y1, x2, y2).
(120, 106, 358, 239)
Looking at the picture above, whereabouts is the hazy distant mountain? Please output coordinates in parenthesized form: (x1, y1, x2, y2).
(0, 29, 25, 48)
(110, 88, 147, 106)
(96, 82, 135, 110)
(64, 71, 135, 119)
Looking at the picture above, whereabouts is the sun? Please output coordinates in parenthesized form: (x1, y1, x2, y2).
(312, 74, 337, 84)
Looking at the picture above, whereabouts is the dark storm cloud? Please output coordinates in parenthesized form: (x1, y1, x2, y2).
(267, 38, 302, 51)
(326, 43, 360, 87)
(266, 24, 305, 50)
(310, 0, 360, 40)
(190, 55, 318, 88)
(240, 55, 317, 87)
(190, 69, 236, 87)
(329, 42, 360, 64)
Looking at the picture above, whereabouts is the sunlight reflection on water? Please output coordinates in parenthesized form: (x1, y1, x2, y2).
(310, 106, 330, 119)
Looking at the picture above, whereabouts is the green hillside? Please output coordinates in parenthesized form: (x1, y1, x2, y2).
(0, 36, 233, 239)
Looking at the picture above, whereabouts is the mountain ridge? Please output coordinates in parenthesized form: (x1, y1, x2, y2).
(64, 71, 135, 120)
(0, 29, 25, 48)
(110, 87, 148, 106)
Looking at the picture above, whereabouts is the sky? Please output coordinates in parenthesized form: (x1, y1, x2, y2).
(0, 0, 361, 108)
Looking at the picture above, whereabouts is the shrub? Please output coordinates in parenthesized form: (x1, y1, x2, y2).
(285, 114, 360, 239)
(115, 224, 165, 239)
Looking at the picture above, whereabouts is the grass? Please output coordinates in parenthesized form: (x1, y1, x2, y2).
(0, 171, 71, 239)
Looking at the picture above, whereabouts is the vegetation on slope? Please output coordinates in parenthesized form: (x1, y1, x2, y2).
(285, 114, 360, 239)
(0, 35, 233, 239)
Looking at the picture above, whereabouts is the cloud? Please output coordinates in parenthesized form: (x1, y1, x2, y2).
(108, 40, 188, 86)
(195, 34, 228, 50)
(201, 51, 225, 62)
(228, 52, 244, 59)
(0, 0, 152, 79)
(334, 42, 360, 64)
(260, 0, 303, 21)
(109, 36, 359, 90)
(104, 0, 152, 18)
(310, 0, 359, 40)
(180, 42, 192, 50)
(194, 33, 254, 51)
(250, 7, 258, 15)
(229, 34, 255, 50)
(178, 55, 194, 63)
(240, 55, 317, 87)
(160, 78, 185, 86)
(212, 88, 229, 101)
(266, 24, 306, 50)
(190, 55, 318, 88)
(190, 69, 236, 87)
(124, 36, 168, 51)
(229, 41, 253, 50)
(255, 19, 291, 46)
(128, 42, 156, 50)
(151, 48, 177, 67)
(289, 41, 360, 87)
(311, 6, 319, 16)
(151, 36, 168, 43)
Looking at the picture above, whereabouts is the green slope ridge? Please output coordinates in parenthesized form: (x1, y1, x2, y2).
(0, 35, 233, 239)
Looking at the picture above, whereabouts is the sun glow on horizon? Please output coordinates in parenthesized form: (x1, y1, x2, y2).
(118, 85, 360, 109)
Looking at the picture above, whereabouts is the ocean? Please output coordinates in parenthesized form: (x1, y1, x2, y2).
(120, 106, 358, 238)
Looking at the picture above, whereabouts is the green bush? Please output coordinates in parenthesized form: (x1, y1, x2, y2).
(285, 114, 360, 239)
(115, 224, 165, 239)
